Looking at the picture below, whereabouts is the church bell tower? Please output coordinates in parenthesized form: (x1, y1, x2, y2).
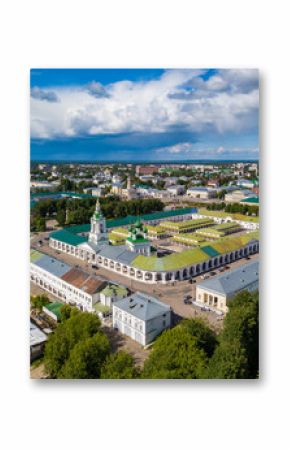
(88, 200, 108, 244)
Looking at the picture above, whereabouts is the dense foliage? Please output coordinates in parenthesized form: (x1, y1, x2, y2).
(30, 196, 164, 230)
(206, 202, 259, 216)
(44, 311, 103, 378)
(101, 351, 139, 379)
(207, 291, 259, 379)
(142, 291, 258, 380)
(59, 333, 110, 379)
(142, 326, 208, 379)
(42, 291, 258, 380)
(30, 295, 50, 310)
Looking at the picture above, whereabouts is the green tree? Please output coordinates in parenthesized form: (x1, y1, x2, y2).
(142, 326, 208, 379)
(180, 318, 217, 357)
(44, 312, 101, 378)
(60, 304, 79, 322)
(207, 340, 249, 379)
(207, 290, 259, 379)
(30, 295, 50, 311)
(56, 209, 66, 226)
(59, 333, 110, 379)
(34, 216, 46, 231)
(101, 351, 139, 379)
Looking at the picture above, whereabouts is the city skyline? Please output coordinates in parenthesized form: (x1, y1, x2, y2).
(31, 68, 259, 162)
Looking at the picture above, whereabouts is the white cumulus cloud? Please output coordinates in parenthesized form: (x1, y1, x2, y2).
(31, 69, 259, 139)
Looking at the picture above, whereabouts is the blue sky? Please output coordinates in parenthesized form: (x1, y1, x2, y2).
(30, 68, 259, 161)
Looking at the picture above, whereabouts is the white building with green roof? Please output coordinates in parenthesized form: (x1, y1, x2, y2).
(99, 284, 128, 307)
(125, 218, 151, 256)
(48, 203, 259, 285)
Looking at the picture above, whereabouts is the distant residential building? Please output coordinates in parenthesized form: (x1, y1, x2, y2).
(113, 292, 171, 345)
(92, 187, 105, 197)
(207, 179, 220, 188)
(111, 182, 123, 195)
(186, 187, 217, 199)
(195, 260, 259, 314)
(83, 187, 95, 194)
(164, 177, 178, 187)
(112, 174, 122, 184)
(136, 165, 158, 176)
(167, 185, 185, 196)
(225, 189, 255, 203)
(236, 179, 258, 189)
(30, 180, 60, 190)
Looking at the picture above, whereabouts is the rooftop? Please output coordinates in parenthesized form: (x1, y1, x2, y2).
(100, 284, 128, 297)
(197, 260, 259, 296)
(198, 208, 259, 223)
(30, 321, 47, 347)
(50, 229, 88, 246)
(114, 292, 171, 321)
(132, 231, 259, 272)
(159, 217, 214, 229)
(61, 268, 105, 294)
(43, 302, 63, 320)
(31, 250, 71, 278)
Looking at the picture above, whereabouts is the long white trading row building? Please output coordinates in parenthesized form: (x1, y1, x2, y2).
(48, 201, 259, 285)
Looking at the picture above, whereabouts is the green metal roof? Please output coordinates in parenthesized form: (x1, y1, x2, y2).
(132, 248, 211, 272)
(43, 302, 63, 320)
(159, 217, 213, 230)
(127, 236, 149, 244)
(132, 231, 259, 272)
(100, 285, 128, 297)
(50, 229, 88, 246)
(198, 208, 259, 223)
(200, 231, 259, 254)
(67, 224, 90, 234)
(240, 196, 259, 204)
(30, 249, 45, 263)
(201, 245, 221, 257)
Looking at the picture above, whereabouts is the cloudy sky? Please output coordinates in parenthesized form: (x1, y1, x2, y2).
(30, 68, 259, 161)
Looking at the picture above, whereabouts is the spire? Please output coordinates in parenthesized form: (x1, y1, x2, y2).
(93, 199, 103, 219)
